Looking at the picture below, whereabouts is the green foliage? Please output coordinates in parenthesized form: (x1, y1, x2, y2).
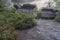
(54, 0, 60, 22)
(0, 4, 36, 30)
(0, 0, 4, 11)
(55, 11, 60, 22)
(0, 1, 36, 30)
(14, 14, 36, 29)
(54, 0, 60, 9)
(0, 0, 36, 40)
(0, 22, 16, 40)
(0, 1, 16, 40)
(37, 12, 41, 19)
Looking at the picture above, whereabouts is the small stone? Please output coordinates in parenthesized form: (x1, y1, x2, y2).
(37, 31, 40, 34)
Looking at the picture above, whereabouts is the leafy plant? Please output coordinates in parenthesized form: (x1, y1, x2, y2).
(37, 12, 41, 19)
(0, 1, 36, 40)
(0, 1, 16, 40)
(0, 21, 16, 40)
(55, 10, 60, 22)
(54, 0, 60, 22)
(14, 14, 36, 30)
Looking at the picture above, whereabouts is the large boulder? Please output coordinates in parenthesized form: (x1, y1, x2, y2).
(41, 8, 58, 19)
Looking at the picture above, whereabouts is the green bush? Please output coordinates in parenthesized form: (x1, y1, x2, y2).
(37, 12, 41, 19)
(0, 0, 36, 30)
(0, 1, 16, 40)
(55, 11, 60, 22)
(0, 1, 36, 40)
(14, 14, 36, 30)
(0, 21, 16, 40)
(0, 8, 36, 30)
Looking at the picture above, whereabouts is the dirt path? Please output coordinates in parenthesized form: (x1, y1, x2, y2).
(17, 19, 60, 40)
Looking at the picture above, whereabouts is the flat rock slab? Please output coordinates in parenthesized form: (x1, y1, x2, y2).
(17, 19, 60, 40)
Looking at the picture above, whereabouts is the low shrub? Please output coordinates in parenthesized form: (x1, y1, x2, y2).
(0, 1, 16, 40)
(37, 12, 41, 19)
(55, 11, 60, 22)
(35, 11, 41, 19)
(0, 21, 16, 40)
(14, 14, 36, 30)
(0, 9, 36, 30)
(0, 0, 36, 30)
(0, 2, 36, 40)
